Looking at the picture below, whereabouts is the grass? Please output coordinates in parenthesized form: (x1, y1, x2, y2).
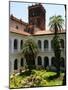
(10, 69, 64, 88)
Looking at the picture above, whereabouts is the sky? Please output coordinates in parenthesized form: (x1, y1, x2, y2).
(10, 1, 65, 29)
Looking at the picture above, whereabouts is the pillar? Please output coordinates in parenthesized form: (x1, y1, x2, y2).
(18, 58, 21, 71)
(42, 40, 44, 51)
(42, 57, 44, 67)
(49, 56, 51, 66)
(11, 58, 14, 74)
(35, 58, 37, 66)
(18, 39, 20, 52)
(49, 40, 51, 51)
(11, 39, 14, 53)
(24, 58, 26, 66)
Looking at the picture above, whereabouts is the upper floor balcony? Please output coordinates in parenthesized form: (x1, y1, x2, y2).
(9, 37, 65, 55)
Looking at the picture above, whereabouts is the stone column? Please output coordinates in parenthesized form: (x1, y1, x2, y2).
(24, 58, 26, 66)
(12, 58, 14, 74)
(42, 57, 44, 67)
(11, 39, 14, 53)
(18, 39, 20, 52)
(9, 61, 12, 74)
(49, 40, 51, 51)
(18, 58, 21, 71)
(42, 40, 44, 52)
(35, 58, 37, 66)
(49, 56, 51, 67)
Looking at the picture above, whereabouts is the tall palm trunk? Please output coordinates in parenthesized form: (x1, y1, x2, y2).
(55, 24, 58, 35)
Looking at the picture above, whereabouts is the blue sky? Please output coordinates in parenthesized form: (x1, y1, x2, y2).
(10, 2, 65, 29)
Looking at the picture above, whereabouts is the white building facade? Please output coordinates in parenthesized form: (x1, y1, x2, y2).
(9, 16, 66, 74)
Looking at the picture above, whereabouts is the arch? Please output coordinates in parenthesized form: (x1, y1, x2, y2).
(51, 57, 56, 66)
(44, 56, 49, 68)
(60, 57, 65, 67)
(60, 39, 64, 48)
(32, 58, 35, 65)
(37, 56, 42, 65)
(14, 59, 18, 70)
(14, 39, 18, 49)
(44, 40, 48, 50)
(20, 40, 23, 49)
(21, 58, 23, 67)
(38, 40, 41, 49)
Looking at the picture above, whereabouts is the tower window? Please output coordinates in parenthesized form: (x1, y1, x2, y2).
(32, 12, 34, 16)
(16, 25, 18, 29)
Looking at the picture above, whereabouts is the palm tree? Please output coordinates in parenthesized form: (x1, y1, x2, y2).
(49, 15, 64, 34)
(22, 37, 39, 72)
(49, 15, 64, 76)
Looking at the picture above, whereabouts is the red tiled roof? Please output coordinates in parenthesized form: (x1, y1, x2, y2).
(10, 28, 65, 36)
(10, 15, 66, 36)
(33, 30, 65, 35)
(10, 15, 28, 25)
(34, 30, 52, 35)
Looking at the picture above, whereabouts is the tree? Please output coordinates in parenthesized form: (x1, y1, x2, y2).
(62, 5, 66, 85)
(22, 37, 39, 72)
(52, 35, 61, 76)
(49, 15, 64, 76)
(49, 15, 64, 34)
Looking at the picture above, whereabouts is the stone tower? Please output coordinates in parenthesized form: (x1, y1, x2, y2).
(28, 3, 46, 30)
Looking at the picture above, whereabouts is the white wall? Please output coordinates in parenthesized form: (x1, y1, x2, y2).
(9, 32, 65, 74)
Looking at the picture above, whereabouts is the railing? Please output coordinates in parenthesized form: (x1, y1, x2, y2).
(39, 48, 65, 53)
(13, 49, 22, 54)
(11, 48, 65, 54)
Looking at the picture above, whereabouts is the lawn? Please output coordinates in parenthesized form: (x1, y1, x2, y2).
(10, 69, 64, 88)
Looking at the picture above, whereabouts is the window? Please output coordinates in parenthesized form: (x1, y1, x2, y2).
(51, 57, 56, 66)
(14, 59, 18, 70)
(32, 12, 35, 16)
(14, 39, 18, 50)
(44, 57, 49, 68)
(38, 56, 42, 65)
(21, 58, 23, 67)
(44, 40, 48, 50)
(38, 40, 41, 49)
(60, 39, 64, 48)
(20, 40, 23, 49)
(60, 57, 65, 67)
(32, 59, 35, 65)
(16, 25, 18, 29)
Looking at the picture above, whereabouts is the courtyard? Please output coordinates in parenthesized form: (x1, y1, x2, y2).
(10, 69, 64, 88)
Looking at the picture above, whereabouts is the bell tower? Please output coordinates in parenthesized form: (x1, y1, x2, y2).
(28, 3, 46, 30)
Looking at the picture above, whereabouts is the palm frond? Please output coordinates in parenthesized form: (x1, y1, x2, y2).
(49, 15, 64, 33)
